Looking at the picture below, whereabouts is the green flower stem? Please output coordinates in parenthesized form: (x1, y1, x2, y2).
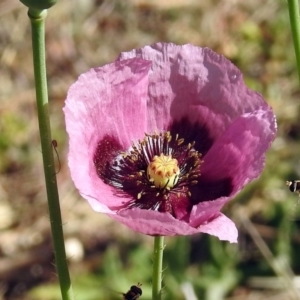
(152, 236, 164, 300)
(288, 0, 300, 83)
(28, 8, 74, 300)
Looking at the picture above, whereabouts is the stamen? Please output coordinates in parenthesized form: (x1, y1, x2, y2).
(178, 138, 184, 145)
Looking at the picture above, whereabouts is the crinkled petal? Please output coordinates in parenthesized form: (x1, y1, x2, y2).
(109, 209, 237, 242)
(200, 108, 276, 195)
(64, 58, 151, 208)
(197, 213, 238, 243)
(118, 43, 268, 141)
(185, 108, 276, 226)
(189, 198, 228, 227)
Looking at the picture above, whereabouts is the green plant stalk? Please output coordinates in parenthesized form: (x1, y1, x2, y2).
(152, 236, 164, 300)
(288, 0, 300, 84)
(28, 8, 74, 300)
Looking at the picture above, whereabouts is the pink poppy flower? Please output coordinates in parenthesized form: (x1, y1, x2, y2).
(64, 43, 276, 242)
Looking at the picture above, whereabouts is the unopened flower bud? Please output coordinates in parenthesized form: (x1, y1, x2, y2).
(19, 0, 57, 10)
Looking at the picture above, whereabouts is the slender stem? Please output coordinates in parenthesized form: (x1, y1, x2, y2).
(152, 236, 164, 300)
(28, 8, 74, 300)
(288, 0, 300, 84)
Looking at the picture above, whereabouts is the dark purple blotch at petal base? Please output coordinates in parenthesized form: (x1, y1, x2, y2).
(94, 135, 124, 181)
(168, 117, 214, 156)
(168, 117, 233, 203)
(189, 178, 233, 204)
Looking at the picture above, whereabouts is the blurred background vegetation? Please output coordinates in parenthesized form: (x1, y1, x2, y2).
(1, 0, 300, 299)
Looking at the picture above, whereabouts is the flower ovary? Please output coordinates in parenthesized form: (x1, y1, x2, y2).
(147, 154, 180, 189)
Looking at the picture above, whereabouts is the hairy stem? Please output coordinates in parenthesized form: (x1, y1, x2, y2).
(28, 8, 74, 300)
(152, 236, 164, 300)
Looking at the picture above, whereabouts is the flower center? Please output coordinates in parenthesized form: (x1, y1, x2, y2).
(147, 154, 180, 189)
(94, 131, 203, 216)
